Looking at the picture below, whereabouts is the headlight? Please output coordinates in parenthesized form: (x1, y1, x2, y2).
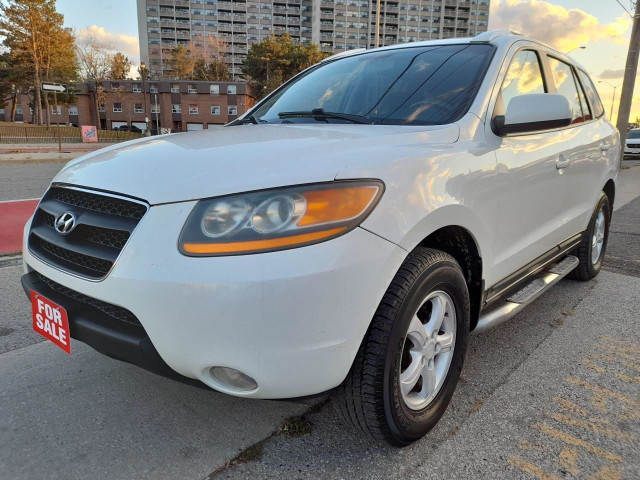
(179, 180, 384, 256)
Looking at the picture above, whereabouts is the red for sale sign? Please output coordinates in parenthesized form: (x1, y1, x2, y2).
(30, 291, 71, 354)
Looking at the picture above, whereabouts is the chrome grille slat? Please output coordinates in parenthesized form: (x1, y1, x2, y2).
(28, 186, 148, 280)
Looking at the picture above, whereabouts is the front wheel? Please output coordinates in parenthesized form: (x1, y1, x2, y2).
(332, 248, 470, 446)
(568, 193, 611, 281)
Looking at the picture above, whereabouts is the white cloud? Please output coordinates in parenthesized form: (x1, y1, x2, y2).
(489, 0, 631, 52)
(77, 25, 140, 65)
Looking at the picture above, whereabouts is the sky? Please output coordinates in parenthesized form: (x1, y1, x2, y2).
(57, 0, 640, 122)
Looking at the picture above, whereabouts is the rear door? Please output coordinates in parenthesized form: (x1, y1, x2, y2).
(487, 46, 571, 284)
(544, 56, 613, 236)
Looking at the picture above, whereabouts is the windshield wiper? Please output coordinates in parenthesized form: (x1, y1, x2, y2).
(277, 108, 374, 124)
(239, 114, 266, 125)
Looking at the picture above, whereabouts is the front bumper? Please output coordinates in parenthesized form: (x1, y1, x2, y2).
(23, 201, 406, 398)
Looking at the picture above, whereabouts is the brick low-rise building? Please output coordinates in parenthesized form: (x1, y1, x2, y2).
(0, 80, 254, 133)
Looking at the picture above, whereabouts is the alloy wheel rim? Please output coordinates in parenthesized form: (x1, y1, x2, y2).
(399, 290, 456, 411)
(591, 207, 606, 265)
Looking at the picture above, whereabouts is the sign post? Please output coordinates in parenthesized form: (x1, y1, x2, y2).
(41, 83, 67, 153)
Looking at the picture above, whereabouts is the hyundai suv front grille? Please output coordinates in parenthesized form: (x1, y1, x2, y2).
(28, 186, 148, 280)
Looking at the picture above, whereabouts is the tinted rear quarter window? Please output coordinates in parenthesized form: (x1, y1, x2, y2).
(577, 70, 605, 118)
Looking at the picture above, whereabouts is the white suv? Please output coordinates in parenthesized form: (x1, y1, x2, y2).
(22, 31, 618, 446)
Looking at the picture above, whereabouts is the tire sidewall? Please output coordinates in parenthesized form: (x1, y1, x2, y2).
(586, 194, 611, 276)
(382, 259, 470, 444)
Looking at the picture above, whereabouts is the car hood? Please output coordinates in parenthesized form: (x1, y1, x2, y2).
(54, 123, 459, 204)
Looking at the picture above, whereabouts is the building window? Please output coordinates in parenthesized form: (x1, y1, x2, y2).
(98, 104, 105, 113)
(211, 105, 220, 115)
(113, 103, 122, 113)
(188, 84, 197, 94)
(69, 105, 78, 116)
(16, 105, 23, 114)
(111, 82, 121, 91)
(227, 85, 237, 94)
(228, 105, 237, 115)
(189, 105, 198, 114)
(51, 105, 62, 115)
(151, 104, 160, 114)
(171, 83, 180, 93)
(210, 84, 219, 95)
(132, 83, 142, 93)
(0, 108, 4, 114)
(172, 104, 182, 113)
(150, 84, 158, 93)
(134, 103, 144, 113)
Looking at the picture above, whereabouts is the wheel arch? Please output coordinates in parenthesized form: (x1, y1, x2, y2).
(417, 225, 484, 330)
(603, 178, 615, 214)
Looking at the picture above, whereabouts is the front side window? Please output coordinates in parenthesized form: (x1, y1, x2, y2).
(577, 70, 605, 118)
(251, 44, 494, 125)
(500, 49, 546, 112)
(548, 57, 585, 124)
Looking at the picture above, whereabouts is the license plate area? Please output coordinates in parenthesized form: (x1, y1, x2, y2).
(30, 290, 71, 354)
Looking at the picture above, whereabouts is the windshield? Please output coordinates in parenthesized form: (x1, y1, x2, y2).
(249, 44, 494, 126)
(627, 129, 640, 139)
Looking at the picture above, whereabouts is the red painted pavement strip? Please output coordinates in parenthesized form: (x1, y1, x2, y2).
(0, 200, 39, 254)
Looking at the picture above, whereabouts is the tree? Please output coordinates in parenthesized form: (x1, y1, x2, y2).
(0, 0, 78, 124)
(76, 32, 114, 128)
(190, 35, 230, 81)
(109, 52, 133, 80)
(167, 45, 194, 80)
(242, 34, 326, 99)
(192, 58, 230, 81)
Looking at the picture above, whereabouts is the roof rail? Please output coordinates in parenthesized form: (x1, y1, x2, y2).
(471, 29, 522, 43)
(321, 48, 366, 62)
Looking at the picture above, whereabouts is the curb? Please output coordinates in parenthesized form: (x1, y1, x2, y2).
(0, 254, 22, 268)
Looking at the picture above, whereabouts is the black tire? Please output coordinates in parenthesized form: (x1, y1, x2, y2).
(332, 248, 470, 446)
(568, 192, 611, 281)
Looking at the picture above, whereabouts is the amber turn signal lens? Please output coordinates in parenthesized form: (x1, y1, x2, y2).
(297, 185, 380, 227)
(182, 227, 347, 254)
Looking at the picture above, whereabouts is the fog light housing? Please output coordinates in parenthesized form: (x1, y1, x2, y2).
(210, 366, 258, 392)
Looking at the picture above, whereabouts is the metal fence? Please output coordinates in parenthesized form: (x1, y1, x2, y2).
(0, 124, 144, 144)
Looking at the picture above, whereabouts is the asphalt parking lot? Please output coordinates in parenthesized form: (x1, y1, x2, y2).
(1, 159, 639, 480)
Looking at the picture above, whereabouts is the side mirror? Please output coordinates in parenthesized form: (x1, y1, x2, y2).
(494, 93, 572, 136)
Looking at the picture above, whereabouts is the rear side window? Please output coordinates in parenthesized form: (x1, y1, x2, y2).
(577, 70, 605, 118)
(500, 50, 546, 112)
(548, 57, 585, 124)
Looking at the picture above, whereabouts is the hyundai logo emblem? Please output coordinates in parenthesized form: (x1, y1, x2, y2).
(54, 212, 77, 235)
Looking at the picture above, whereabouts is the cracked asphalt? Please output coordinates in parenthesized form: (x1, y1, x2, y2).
(0, 161, 638, 480)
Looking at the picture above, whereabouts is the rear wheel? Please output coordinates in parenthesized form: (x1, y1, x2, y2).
(332, 248, 470, 446)
(568, 193, 610, 281)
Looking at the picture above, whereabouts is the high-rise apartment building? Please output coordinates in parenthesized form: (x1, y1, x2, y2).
(137, 0, 490, 79)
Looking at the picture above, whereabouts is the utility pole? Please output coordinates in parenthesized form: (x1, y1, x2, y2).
(616, 0, 640, 166)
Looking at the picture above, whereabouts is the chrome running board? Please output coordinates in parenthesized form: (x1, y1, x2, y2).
(474, 255, 579, 334)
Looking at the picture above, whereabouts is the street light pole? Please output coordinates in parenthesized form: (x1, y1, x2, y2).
(599, 81, 619, 120)
(565, 45, 586, 55)
(141, 62, 150, 136)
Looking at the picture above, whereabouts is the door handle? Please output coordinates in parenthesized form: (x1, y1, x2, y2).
(556, 158, 570, 170)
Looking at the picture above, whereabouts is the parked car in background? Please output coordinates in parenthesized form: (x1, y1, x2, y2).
(114, 124, 142, 133)
(624, 128, 640, 157)
(21, 30, 618, 447)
